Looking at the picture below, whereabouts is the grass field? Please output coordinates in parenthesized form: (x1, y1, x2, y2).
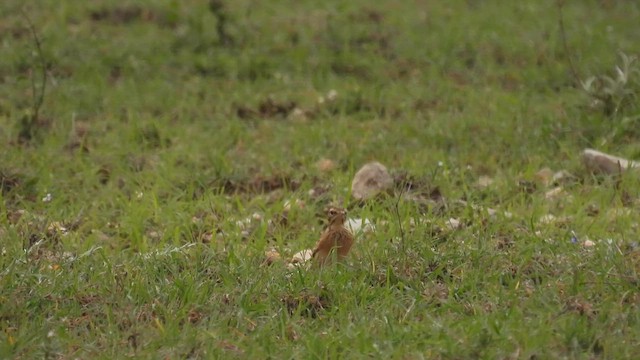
(2, 0, 640, 358)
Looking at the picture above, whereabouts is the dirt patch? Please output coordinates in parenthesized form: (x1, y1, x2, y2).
(348, 8, 385, 24)
(330, 61, 371, 80)
(235, 98, 297, 120)
(90, 6, 154, 24)
(89, 6, 176, 28)
(1, 170, 26, 194)
(282, 290, 330, 318)
(212, 174, 302, 195)
(0, 169, 37, 201)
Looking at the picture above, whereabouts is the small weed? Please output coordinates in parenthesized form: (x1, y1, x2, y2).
(582, 52, 640, 117)
(16, 9, 48, 144)
(208, 0, 234, 46)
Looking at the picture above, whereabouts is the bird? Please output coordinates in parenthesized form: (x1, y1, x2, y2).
(312, 207, 354, 266)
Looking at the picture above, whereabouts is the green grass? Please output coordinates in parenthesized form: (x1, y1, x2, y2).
(2, 0, 640, 358)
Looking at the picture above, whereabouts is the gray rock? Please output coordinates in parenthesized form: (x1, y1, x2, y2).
(583, 148, 640, 174)
(351, 162, 393, 200)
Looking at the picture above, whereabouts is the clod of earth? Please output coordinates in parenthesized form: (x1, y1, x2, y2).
(263, 249, 281, 266)
(535, 168, 554, 187)
(281, 291, 329, 318)
(315, 158, 337, 173)
(351, 161, 393, 200)
(532, 168, 574, 188)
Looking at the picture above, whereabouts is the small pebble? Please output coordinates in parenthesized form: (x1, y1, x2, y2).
(477, 176, 494, 188)
(535, 167, 554, 187)
(345, 218, 375, 235)
(445, 218, 462, 231)
(263, 249, 281, 266)
(539, 214, 556, 224)
(290, 249, 313, 264)
(316, 158, 336, 172)
(544, 187, 565, 200)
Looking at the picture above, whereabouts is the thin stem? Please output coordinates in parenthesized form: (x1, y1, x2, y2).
(394, 180, 406, 253)
(20, 8, 47, 123)
(556, 0, 580, 85)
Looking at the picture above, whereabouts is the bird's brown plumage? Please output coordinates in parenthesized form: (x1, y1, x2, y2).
(312, 207, 354, 266)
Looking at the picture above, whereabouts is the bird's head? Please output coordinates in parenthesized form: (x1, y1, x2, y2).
(326, 207, 347, 225)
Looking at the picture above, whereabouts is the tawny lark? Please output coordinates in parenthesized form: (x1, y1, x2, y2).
(312, 207, 354, 266)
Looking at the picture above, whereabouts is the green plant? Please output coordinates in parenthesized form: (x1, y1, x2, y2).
(17, 9, 48, 144)
(582, 52, 640, 117)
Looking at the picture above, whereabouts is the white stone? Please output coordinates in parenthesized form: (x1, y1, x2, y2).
(445, 218, 462, 231)
(477, 176, 494, 188)
(545, 187, 565, 200)
(290, 249, 313, 264)
(345, 218, 375, 235)
(583, 148, 640, 174)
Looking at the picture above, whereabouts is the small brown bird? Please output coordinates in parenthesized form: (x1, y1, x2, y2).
(312, 207, 354, 266)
